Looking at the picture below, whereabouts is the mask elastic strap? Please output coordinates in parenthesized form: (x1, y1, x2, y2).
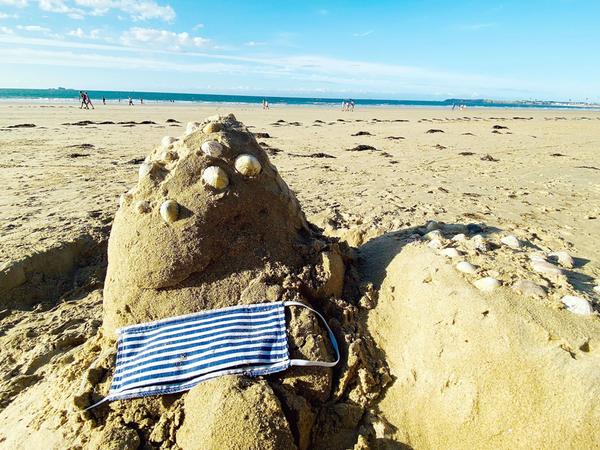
(283, 301, 340, 368)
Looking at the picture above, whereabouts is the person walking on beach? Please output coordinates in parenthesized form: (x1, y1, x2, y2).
(128, 97, 133, 106)
(102, 96, 106, 105)
(85, 92, 94, 109)
(79, 91, 87, 109)
(140, 98, 144, 105)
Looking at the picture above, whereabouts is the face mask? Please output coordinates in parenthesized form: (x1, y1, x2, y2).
(87, 301, 339, 409)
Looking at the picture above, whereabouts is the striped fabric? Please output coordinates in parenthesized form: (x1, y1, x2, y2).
(106, 302, 291, 402)
(93, 301, 339, 406)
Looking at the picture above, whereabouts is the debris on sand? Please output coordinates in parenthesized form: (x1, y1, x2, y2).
(347, 144, 377, 151)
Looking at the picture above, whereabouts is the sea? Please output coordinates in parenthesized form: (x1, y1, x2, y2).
(0, 88, 597, 110)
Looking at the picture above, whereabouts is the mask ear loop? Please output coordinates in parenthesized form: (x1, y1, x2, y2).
(283, 301, 340, 368)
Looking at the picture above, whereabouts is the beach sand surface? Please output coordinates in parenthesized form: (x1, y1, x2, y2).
(0, 103, 599, 449)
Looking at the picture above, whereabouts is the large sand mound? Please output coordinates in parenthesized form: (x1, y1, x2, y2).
(365, 235, 600, 449)
(0, 114, 390, 450)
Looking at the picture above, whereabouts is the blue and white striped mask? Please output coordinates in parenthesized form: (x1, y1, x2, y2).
(91, 301, 339, 407)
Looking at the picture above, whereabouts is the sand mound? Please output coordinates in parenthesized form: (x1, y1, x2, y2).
(365, 236, 600, 449)
(103, 113, 310, 333)
(0, 114, 390, 450)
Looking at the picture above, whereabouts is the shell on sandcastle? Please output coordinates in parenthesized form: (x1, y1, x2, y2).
(235, 154, 262, 176)
(103, 113, 317, 334)
(159, 199, 179, 223)
(202, 166, 229, 189)
(201, 140, 223, 157)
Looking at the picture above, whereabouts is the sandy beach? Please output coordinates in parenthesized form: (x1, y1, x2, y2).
(1, 103, 600, 449)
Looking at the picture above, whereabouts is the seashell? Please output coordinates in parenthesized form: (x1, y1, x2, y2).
(201, 140, 223, 158)
(440, 247, 461, 258)
(427, 238, 443, 249)
(500, 235, 520, 249)
(235, 154, 262, 177)
(161, 136, 177, 149)
(186, 121, 201, 135)
(470, 234, 489, 252)
(134, 200, 150, 214)
(202, 166, 229, 190)
(159, 199, 179, 223)
(424, 230, 443, 241)
(456, 261, 477, 274)
(452, 233, 466, 242)
(138, 161, 154, 178)
(548, 251, 574, 269)
(512, 280, 546, 298)
(528, 252, 546, 263)
(531, 260, 563, 276)
(425, 220, 441, 232)
(561, 295, 593, 315)
(474, 277, 500, 292)
(203, 122, 221, 133)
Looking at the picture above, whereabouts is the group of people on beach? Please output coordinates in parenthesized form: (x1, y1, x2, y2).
(80, 92, 149, 108)
(79, 91, 94, 109)
(342, 100, 355, 111)
(262, 99, 269, 109)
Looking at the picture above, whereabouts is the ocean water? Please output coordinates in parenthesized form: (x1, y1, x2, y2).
(0, 88, 597, 110)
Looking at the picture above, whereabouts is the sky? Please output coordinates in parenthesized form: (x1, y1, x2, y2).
(0, 0, 599, 101)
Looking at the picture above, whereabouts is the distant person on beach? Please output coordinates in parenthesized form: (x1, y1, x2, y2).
(349, 100, 355, 111)
(80, 91, 94, 109)
(140, 98, 144, 105)
(102, 96, 106, 105)
(128, 97, 133, 106)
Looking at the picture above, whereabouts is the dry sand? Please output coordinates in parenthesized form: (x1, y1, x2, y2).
(0, 103, 599, 449)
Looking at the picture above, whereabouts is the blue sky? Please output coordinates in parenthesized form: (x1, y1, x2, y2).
(0, 0, 598, 101)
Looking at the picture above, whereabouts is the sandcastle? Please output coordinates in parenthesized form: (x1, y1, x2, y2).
(105, 113, 319, 333)
(96, 114, 389, 449)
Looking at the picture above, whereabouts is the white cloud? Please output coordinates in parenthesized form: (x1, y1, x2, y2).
(67, 26, 101, 39)
(0, 12, 19, 18)
(121, 27, 209, 49)
(38, 0, 85, 19)
(17, 24, 51, 32)
(192, 23, 203, 30)
(0, 26, 13, 33)
(352, 30, 373, 37)
(0, 0, 28, 6)
(29, 0, 176, 21)
(73, 0, 175, 21)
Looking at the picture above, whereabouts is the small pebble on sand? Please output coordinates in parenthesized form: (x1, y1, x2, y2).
(549, 251, 574, 269)
(424, 230, 443, 241)
(427, 238, 443, 249)
(470, 234, 489, 252)
(512, 280, 546, 298)
(500, 235, 521, 249)
(440, 248, 461, 258)
(474, 277, 501, 292)
(456, 261, 477, 274)
(531, 260, 563, 276)
(561, 295, 593, 315)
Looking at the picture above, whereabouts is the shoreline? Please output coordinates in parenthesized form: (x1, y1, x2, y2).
(2, 99, 600, 112)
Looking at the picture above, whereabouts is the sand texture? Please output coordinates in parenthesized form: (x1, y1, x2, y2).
(0, 103, 599, 449)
